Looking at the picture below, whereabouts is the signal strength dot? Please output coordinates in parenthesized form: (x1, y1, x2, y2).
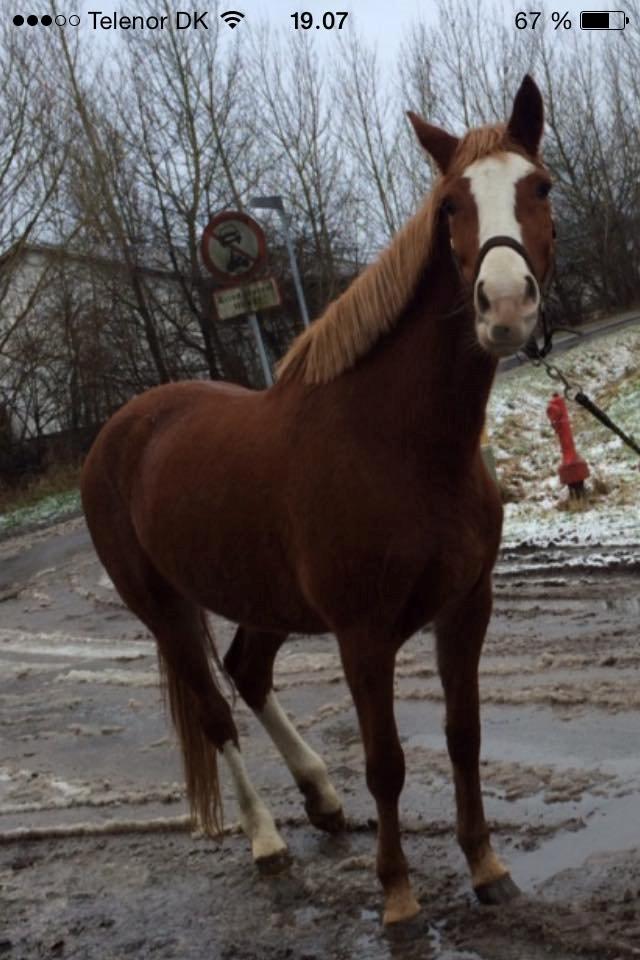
(220, 10, 245, 29)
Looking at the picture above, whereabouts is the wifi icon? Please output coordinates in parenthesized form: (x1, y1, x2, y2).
(220, 10, 245, 29)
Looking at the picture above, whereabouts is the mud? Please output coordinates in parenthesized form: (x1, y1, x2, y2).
(1, 520, 639, 959)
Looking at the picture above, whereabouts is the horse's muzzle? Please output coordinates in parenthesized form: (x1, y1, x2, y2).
(474, 244, 540, 357)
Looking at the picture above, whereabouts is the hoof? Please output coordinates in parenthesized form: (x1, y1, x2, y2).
(383, 888, 421, 926)
(305, 803, 346, 834)
(255, 847, 292, 876)
(475, 873, 521, 906)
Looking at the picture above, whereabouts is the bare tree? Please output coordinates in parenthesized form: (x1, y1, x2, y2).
(335, 34, 412, 244)
(118, 0, 257, 381)
(249, 29, 358, 308)
(0, 6, 71, 457)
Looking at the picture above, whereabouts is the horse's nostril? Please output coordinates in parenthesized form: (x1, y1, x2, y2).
(524, 274, 537, 303)
(491, 325, 511, 342)
(477, 281, 490, 313)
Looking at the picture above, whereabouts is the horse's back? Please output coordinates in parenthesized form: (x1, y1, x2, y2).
(86, 376, 255, 463)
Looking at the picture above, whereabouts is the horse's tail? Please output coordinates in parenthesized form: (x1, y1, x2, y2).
(155, 611, 232, 837)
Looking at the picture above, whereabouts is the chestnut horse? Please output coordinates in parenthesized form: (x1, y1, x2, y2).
(81, 75, 555, 924)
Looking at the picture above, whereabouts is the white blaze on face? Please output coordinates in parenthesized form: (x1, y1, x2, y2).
(465, 152, 536, 247)
(464, 152, 540, 351)
(466, 152, 538, 298)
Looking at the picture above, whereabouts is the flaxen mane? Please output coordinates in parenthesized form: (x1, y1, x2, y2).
(277, 124, 510, 386)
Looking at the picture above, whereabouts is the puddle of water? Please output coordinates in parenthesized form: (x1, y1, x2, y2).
(512, 790, 640, 889)
(600, 595, 640, 614)
(352, 912, 484, 960)
(407, 704, 640, 776)
(429, 922, 484, 959)
(288, 904, 324, 927)
(360, 908, 378, 922)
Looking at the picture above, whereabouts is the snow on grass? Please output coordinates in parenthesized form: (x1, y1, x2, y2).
(0, 489, 81, 538)
(488, 325, 640, 549)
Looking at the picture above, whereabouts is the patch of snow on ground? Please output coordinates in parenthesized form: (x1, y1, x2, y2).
(0, 490, 81, 538)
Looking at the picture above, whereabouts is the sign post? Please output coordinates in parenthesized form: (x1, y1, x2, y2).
(201, 211, 280, 387)
(249, 196, 310, 328)
(247, 314, 273, 386)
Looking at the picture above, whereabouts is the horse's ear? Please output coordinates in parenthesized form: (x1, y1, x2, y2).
(407, 112, 459, 174)
(507, 75, 544, 157)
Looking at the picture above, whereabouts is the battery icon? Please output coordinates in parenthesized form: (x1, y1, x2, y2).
(580, 10, 629, 29)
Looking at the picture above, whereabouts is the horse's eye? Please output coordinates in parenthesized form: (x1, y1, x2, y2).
(442, 197, 457, 216)
(536, 181, 552, 199)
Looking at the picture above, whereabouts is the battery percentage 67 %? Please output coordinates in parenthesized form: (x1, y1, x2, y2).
(516, 11, 572, 29)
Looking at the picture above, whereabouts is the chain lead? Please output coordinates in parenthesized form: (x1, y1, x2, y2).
(522, 354, 581, 398)
(540, 360, 580, 398)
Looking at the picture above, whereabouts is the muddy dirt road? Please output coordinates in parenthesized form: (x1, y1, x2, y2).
(1, 519, 639, 959)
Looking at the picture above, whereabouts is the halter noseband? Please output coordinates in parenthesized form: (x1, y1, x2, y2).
(473, 235, 537, 287)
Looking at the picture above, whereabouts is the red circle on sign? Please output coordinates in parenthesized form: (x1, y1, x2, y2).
(201, 210, 267, 283)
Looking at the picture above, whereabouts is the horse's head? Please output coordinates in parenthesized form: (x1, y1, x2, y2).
(408, 76, 555, 358)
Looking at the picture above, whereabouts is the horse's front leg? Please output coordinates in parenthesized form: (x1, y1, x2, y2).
(338, 632, 419, 925)
(435, 573, 521, 905)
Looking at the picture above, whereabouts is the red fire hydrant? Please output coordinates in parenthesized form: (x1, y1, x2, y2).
(546, 393, 590, 498)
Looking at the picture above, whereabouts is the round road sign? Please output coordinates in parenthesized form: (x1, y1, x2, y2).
(201, 211, 267, 283)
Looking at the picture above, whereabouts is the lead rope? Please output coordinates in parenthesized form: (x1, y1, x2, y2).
(524, 354, 640, 458)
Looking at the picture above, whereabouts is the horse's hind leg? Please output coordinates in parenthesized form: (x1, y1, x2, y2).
(434, 572, 520, 905)
(151, 611, 288, 868)
(82, 499, 287, 868)
(224, 627, 344, 832)
(219, 735, 289, 869)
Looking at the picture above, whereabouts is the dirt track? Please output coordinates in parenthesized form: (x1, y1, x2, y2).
(1, 519, 639, 959)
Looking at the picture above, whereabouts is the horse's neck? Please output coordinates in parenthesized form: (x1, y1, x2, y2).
(357, 241, 497, 469)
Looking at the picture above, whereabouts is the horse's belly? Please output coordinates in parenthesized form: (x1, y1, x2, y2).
(191, 556, 326, 635)
(136, 504, 325, 634)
